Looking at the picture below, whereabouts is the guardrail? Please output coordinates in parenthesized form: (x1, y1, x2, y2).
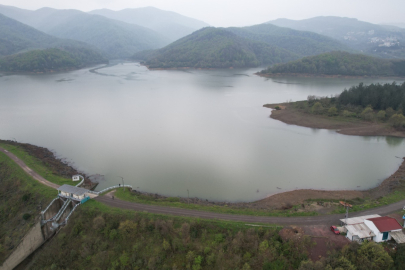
(89, 185, 133, 195)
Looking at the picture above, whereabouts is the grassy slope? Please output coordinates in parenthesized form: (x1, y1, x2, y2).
(0, 151, 55, 264)
(114, 189, 317, 217)
(0, 142, 73, 186)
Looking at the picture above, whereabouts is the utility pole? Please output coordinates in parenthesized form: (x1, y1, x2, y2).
(187, 189, 190, 204)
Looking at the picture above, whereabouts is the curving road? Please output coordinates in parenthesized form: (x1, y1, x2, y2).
(2, 146, 405, 225)
(95, 194, 405, 225)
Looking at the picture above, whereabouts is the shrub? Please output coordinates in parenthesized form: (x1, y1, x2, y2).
(328, 106, 338, 116)
(389, 114, 405, 128)
(343, 110, 356, 117)
(311, 102, 323, 114)
(275, 106, 281, 110)
(22, 213, 31, 220)
(166, 197, 180, 202)
(361, 106, 374, 121)
(377, 110, 386, 120)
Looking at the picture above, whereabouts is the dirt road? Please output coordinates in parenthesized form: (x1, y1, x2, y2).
(0, 147, 60, 189)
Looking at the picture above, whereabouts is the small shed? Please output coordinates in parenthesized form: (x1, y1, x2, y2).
(58, 184, 90, 203)
(364, 216, 403, 242)
(345, 223, 375, 242)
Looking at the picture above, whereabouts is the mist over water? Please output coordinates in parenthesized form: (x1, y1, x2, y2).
(0, 62, 404, 202)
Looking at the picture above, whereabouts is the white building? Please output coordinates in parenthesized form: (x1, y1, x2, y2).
(340, 214, 405, 244)
(364, 216, 403, 242)
(340, 214, 380, 242)
(58, 184, 90, 203)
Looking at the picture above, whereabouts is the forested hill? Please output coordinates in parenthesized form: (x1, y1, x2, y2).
(260, 51, 405, 77)
(226, 24, 351, 58)
(268, 16, 405, 59)
(0, 5, 171, 59)
(132, 27, 299, 69)
(0, 13, 107, 71)
(0, 48, 106, 72)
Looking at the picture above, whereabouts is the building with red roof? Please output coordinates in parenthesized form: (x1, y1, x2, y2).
(364, 216, 403, 242)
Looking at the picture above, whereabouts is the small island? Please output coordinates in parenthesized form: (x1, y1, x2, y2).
(265, 82, 405, 137)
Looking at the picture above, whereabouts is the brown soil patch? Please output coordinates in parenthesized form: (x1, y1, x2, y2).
(264, 103, 405, 137)
(303, 225, 350, 261)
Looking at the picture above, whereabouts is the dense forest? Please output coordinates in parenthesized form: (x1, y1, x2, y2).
(298, 82, 405, 130)
(261, 51, 405, 77)
(133, 27, 299, 68)
(0, 48, 107, 72)
(226, 24, 351, 58)
(338, 82, 405, 112)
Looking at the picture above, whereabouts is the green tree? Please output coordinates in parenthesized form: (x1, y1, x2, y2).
(355, 241, 393, 270)
(395, 244, 405, 270)
(311, 102, 323, 114)
(377, 110, 386, 120)
(389, 114, 405, 128)
(361, 106, 374, 121)
(328, 106, 338, 116)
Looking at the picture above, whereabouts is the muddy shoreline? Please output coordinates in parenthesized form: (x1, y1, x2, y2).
(264, 103, 405, 138)
(256, 72, 405, 80)
(2, 139, 405, 211)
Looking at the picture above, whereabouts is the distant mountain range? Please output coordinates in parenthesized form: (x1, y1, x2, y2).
(267, 16, 405, 59)
(0, 13, 106, 71)
(0, 5, 174, 59)
(132, 24, 354, 69)
(133, 27, 301, 69)
(89, 7, 209, 42)
(260, 51, 405, 77)
(226, 24, 351, 58)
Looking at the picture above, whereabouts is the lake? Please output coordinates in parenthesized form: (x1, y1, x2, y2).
(1, 62, 404, 202)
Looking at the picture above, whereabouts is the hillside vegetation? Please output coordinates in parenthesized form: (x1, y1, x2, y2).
(296, 82, 405, 130)
(89, 7, 209, 42)
(261, 51, 405, 77)
(0, 5, 170, 59)
(133, 27, 299, 68)
(227, 24, 351, 58)
(268, 16, 405, 59)
(0, 13, 107, 70)
(0, 48, 106, 72)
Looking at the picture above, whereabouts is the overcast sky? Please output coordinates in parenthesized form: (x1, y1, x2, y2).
(1, 0, 404, 27)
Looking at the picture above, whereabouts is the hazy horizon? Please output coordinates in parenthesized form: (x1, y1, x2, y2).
(1, 0, 404, 27)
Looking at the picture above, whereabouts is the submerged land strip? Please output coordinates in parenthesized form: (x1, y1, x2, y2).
(1, 142, 405, 225)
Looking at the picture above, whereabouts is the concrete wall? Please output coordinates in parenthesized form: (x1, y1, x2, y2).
(0, 222, 44, 270)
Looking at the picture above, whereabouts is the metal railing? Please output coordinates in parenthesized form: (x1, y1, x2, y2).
(89, 185, 132, 195)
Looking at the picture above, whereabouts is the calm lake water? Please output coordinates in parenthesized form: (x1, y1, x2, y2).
(1, 62, 404, 202)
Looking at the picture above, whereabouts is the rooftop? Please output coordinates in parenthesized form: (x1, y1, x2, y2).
(346, 223, 376, 239)
(58, 184, 89, 196)
(340, 214, 381, 225)
(367, 216, 403, 232)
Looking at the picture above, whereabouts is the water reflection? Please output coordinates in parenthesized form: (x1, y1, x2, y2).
(386, 136, 405, 147)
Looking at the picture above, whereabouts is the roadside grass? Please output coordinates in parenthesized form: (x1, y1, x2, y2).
(82, 199, 284, 230)
(0, 151, 55, 263)
(0, 151, 55, 200)
(305, 188, 405, 215)
(114, 188, 318, 217)
(0, 142, 72, 186)
(330, 189, 405, 214)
